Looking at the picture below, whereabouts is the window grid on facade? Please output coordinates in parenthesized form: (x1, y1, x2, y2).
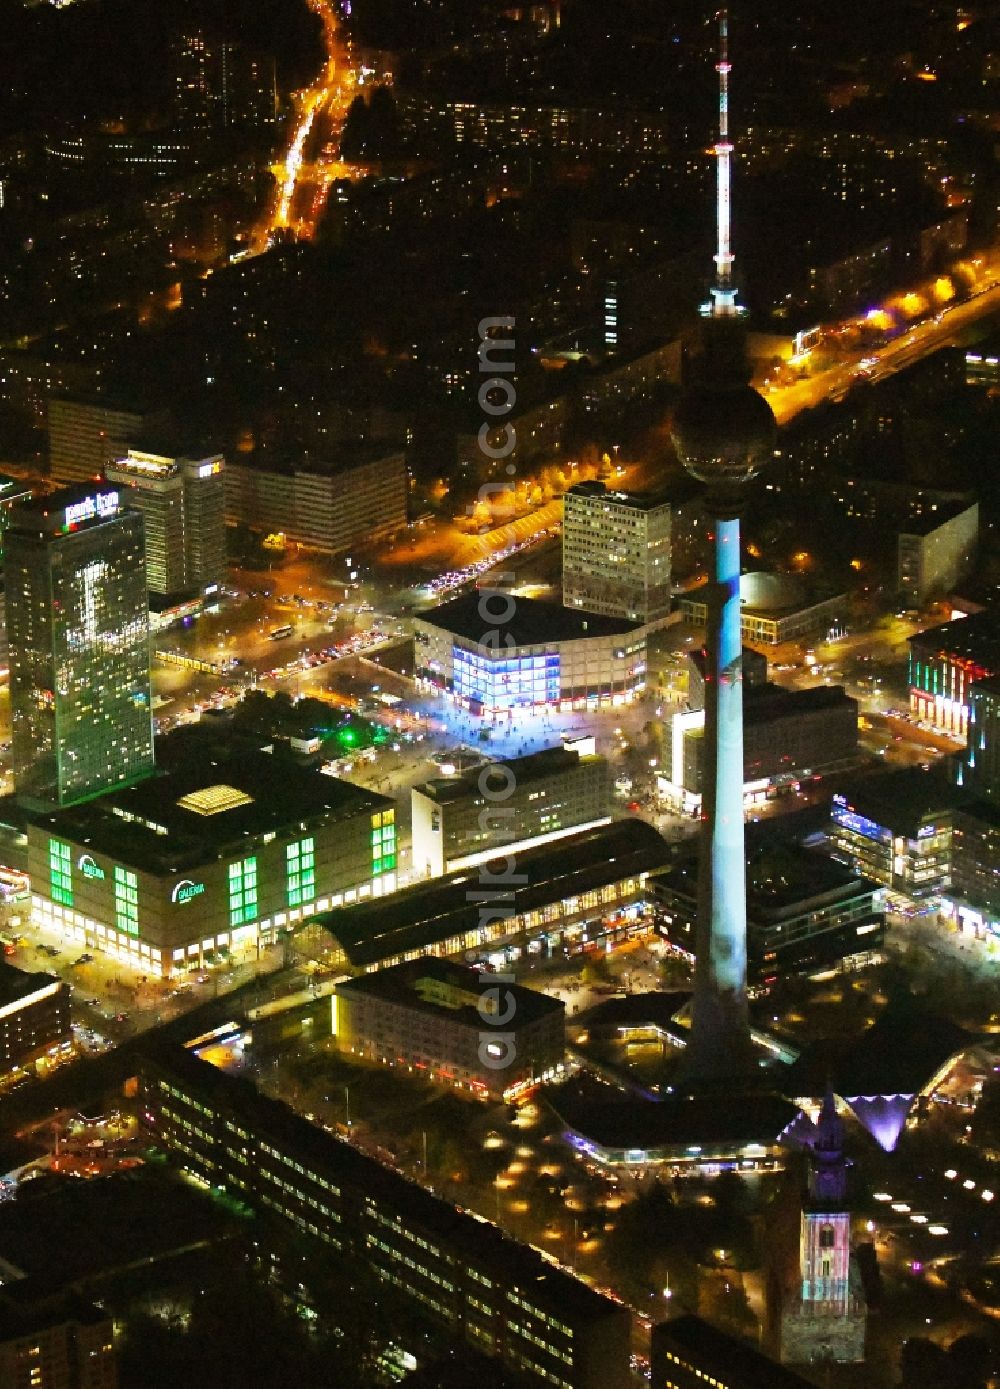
(228, 855, 258, 927)
(113, 865, 139, 936)
(286, 836, 315, 907)
(48, 838, 73, 907)
(371, 809, 396, 876)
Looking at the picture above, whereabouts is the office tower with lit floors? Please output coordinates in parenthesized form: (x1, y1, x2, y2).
(6, 484, 154, 809)
(670, 9, 776, 1081)
(105, 448, 226, 602)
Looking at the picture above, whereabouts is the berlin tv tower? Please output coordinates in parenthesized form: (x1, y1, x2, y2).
(671, 8, 776, 1082)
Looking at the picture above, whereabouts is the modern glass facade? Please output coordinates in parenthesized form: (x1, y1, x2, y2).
(114, 866, 139, 936)
(286, 837, 315, 908)
(228, 856, 258, 927)
(48, 838, 73, 907)
(6, 486, 154, 808)
(371, 809, 396, 876)
(453, 647, 560, 710)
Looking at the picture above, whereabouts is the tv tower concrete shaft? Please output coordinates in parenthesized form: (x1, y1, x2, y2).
(688, 513, 751, 1076)
(671, 7, 775, 1081)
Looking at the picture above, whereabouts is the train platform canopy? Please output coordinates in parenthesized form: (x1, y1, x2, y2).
(316, 819, 671, 969)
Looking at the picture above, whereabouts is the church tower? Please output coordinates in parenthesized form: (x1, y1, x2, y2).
(780, 1092, 867, 1365)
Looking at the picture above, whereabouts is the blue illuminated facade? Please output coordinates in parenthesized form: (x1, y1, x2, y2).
(831, 797, 891, 846)
(453, 646, 560, 710)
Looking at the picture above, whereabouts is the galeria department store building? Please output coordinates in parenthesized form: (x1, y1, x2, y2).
(24, 755, 396, 978)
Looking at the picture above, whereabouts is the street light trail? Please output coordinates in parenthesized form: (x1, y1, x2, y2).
(255, 0, 360, 249)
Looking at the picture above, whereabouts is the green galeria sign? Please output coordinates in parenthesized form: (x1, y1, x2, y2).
(77, 854, 105, 881)
(172, 879, 206, 905)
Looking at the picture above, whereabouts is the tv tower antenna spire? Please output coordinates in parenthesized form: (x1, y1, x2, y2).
(710, 8, 740, 317)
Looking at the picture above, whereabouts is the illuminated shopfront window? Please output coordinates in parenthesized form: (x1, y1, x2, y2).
(372, 809, 396, 876)
(453, 647, 560, 710)
(286, 837, 315, 907)
(228, 856, 258, 927)
(48, 838, 73, 906)
(114, 866, 139, 936)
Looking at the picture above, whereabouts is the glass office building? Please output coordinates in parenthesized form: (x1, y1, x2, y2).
(6, 484, 154, 808)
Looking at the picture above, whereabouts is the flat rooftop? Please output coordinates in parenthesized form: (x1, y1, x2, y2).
(582, 990, 691, 1043)
(413, 745, 599, 805)
(0, 1168, 236, 1291)
(743, 682, 856, 726)
(909, 610, 1000, 666)
(336, 957, 564, 1029)
(144, 1045, 626, 1327)
(653, 844, 875, 918)
(0, 961, 62, 1009)
(898, 498, 978, 537)
(565, 479, 701, 512)
(549, 1082, 800, 1152)
(31, 751, 392, 875)
(320, 819, 671, 967)
(7, 483, 132, 540)
(654, 1315, 816, 1388)
(416, 592, 643, 646)
(831, 765, 963, 839)
(227, 443, 403, 478)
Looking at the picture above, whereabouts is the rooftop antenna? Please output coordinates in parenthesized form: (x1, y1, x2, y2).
(709, 9, 741, 318)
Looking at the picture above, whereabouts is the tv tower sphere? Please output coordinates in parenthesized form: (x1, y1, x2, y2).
(672, 5, 775, 496)
(671, 365, 776, 495)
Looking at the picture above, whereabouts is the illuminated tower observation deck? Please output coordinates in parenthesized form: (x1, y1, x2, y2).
(671, 8, 776, 1082)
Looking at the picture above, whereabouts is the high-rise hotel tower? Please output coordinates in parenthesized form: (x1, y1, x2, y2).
(671, 10, 776, 1081)
(6, 484, 154, 808)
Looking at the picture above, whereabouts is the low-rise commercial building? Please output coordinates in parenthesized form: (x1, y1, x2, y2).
(224, 447, 407, 554)
(411, 745, 609, 879)
(318, 820, 671, 973)
(551, 1086, 800, 1174)
(828, 771, 957, 897)
(333, 958, 565, 1101)
(414, 593, 647, 715)
(652, 1315, 814, 1389)
(658, 684, 858, 812)
(0, 962, 70, 1074)
(26, 752, 395, 977)
(651, 847, 883, 984)
(908, 611, 1000, 738)
(945, 800, 1000, 940)
(679, 572, 846, 647)
(137, 1045, 631, 1389)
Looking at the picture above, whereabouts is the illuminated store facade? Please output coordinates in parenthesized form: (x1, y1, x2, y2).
(414, 593, 646, 716)
(908, 612, 1000, 739)
(26, 757, 395, 977)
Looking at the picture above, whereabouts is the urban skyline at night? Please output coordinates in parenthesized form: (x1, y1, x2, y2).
(0, 2, 999, 1388)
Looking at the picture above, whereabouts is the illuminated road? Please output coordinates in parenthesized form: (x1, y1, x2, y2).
(764, 266, 1000, 426)
(254, 0, 359, 250)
